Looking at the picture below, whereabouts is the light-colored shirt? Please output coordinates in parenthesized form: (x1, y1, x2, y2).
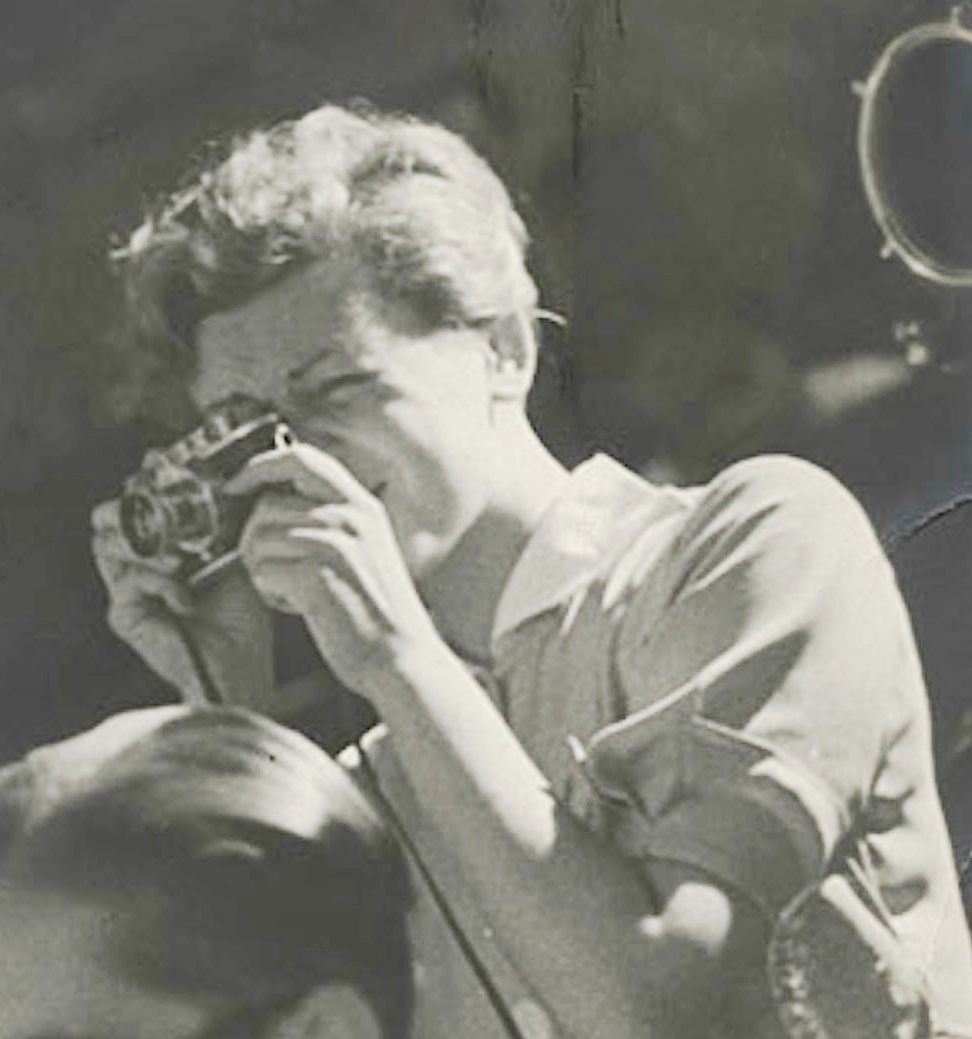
(346, 453, 972, 1039)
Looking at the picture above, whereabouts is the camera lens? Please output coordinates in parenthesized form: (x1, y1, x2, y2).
(119, 491, 170, 557)
(120, 479, 221, 559)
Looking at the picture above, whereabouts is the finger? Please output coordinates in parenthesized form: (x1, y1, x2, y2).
(288, 529, 398, 615)
(223, 446, 317, 496)
(245, 544, 369, 620)
(91, 499, 121, 533)
(243, 526, 361, 593)
(92, 525, 138, 564)
(110, 563, 194, 616)
(226, 443, 373, 506)
(242, 524, 357, 575)
(92, 527, 144, 587)
(244, 556, 312, 615)
(105, 602, 201, 700)
(240, 498, 363, 570)
(92, 540, 127, 586)
(92, 528, 183, 578)
(245, 495, 362, 536)
(244, 533, 397, 629)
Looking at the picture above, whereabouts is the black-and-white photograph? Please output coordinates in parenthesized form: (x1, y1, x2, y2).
(1, 1, 971, 1036)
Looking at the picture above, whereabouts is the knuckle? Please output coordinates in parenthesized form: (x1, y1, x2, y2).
(237, 525, 257, 563)
(363, 493, 385, 520)
(293, 442, 317, 466)
(308, 503, 334, 526)
(92, 533, 119, 561)
(91, 499, 119, 528)
(106, 605, 129, 636)
(251, 572, 278, 604)
(245, 496, 272, 530)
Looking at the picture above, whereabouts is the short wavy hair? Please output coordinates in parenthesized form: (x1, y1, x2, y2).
(0, 707, 414, 1039)
(110, 103, 539, 414)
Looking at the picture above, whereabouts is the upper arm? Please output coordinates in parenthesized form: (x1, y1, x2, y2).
(649, 456, 914, 825)
(584, 457, 917, 943)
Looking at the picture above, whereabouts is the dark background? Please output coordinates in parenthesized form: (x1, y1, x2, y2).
(2, 0, 972, 860)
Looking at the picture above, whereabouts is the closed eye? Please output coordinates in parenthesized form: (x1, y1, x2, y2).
(288, 369, 376, 409)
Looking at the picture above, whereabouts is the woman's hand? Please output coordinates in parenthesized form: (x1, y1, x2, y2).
(228, 442, 442, 695)
(91, 499, 274, 707)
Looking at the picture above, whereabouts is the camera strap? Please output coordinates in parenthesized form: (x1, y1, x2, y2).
(354, 741, 528, 1039)
(175, 620, 227, 705)
(174, 609, 527, 1038)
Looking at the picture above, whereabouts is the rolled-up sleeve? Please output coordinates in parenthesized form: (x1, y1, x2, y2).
(578, 456, 920, 920)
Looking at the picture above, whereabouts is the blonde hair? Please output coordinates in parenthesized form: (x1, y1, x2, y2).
(111, 104, 538, 410)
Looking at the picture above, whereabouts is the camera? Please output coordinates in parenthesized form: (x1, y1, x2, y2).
(119, 395, 293, 585)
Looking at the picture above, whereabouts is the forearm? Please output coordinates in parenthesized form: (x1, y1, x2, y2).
(367, 641, 670, 1038)
(226, 442, 747, 1033)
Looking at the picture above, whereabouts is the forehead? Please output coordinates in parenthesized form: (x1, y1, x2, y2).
(192, 256, 373, 408)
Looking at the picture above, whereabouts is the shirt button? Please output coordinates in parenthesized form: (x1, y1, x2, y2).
(512, 998, 554, 1039)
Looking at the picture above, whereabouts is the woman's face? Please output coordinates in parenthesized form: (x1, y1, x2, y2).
(192, 256, 509, 584)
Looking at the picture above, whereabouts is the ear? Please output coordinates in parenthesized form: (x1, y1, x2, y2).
(266, 986, 383, 1039)
(486, 312, 537, 401)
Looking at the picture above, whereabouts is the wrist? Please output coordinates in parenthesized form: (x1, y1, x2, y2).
(365, 629, 468, 704)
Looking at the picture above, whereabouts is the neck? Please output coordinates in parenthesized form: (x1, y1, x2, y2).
(420, 420, 570, 664)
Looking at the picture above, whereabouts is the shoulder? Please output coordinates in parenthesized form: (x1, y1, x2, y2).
(678, 455, 882, 569)
(701, 454, 870, 526)
(597, 455, 880, 619)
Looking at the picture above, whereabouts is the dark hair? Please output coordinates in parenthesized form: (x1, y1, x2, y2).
(109, 103, 538, 418)
(0, 707, 413, 1039)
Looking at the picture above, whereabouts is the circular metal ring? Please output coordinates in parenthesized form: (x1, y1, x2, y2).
(857, 7, 972, 286)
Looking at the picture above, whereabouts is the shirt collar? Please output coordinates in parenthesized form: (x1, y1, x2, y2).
(490, 454, 686, 651)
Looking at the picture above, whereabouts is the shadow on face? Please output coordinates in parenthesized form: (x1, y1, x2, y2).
(0, 883, 387, 1039)
(0, 885, 230, 1039)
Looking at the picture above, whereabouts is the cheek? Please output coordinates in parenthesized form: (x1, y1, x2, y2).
(380, 447, 472, 571)
(383, 407, 475, 518)
(0, 907, 222, 1039)
(386, 385, 486, 469)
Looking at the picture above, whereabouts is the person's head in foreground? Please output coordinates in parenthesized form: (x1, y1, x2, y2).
(0, 707, 413, 1039)
(113, 102, 561, 605)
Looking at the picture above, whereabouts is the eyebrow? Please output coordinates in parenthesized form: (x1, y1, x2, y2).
(285, 365, 377, 406)
(284, 344, 353, 382)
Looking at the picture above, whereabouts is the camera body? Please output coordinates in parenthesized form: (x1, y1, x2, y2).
(119, 396, 292, 585)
